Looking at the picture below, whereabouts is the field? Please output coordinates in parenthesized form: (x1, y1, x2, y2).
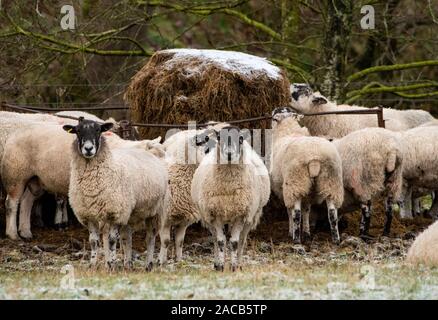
(1, 204, 437, 300)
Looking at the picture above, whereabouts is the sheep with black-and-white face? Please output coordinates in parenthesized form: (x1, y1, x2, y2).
(191, 126, 270, 271)
(62, 119, 168, 271)
(0, 113, 164, 239)
(289, 84, 433, 138)
(158, 122, 230, 265)
(0, 111, 118, 239)
(270, 107, 344, 244)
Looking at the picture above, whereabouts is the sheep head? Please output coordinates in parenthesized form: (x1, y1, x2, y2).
(63, 119, 114, 159)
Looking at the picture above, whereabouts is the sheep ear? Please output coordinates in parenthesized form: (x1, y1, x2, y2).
(63, 125, 77, 134)
(100, 122, 114, 132)
(151, 136, 162, 144)
(312, 96, 328, 105)
(240, 129, 251, 143)
(194, 133, 209, 146)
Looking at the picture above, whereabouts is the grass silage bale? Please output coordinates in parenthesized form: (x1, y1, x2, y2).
(124, 49, 291, 138)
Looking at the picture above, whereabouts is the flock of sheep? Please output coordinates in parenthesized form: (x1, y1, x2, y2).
(1, 82, 438, 271)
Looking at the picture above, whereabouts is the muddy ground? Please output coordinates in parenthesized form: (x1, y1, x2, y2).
(0, 199, 437, 299)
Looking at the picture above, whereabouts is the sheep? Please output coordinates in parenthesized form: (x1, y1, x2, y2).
(55, 110, 103, 122)
(158, 122, 230, 265)
(191, 126, 270, 271)
(0, 110, 109, 236)
(406, 219, 438, 266)
(270, 107, 344, 244)
(1, 121, 164, 240)
(289, 84, 434, 138)
(62, 118, 168, 270)
(332, 127, 404, 237)
(394, 126, 438, 221)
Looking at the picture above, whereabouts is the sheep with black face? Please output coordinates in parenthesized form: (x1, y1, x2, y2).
(63, 118, 168, 271)
(191, 126, 270, 271)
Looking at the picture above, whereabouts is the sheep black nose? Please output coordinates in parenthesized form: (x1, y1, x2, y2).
(85, 146, 93, 152)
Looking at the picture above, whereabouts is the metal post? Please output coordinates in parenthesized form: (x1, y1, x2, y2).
(377, 106, 385, 128)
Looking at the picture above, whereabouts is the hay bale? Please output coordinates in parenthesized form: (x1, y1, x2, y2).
(124, 49, 290, 138)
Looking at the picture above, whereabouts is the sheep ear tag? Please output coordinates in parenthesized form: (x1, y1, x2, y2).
(62, 125, 77, 134)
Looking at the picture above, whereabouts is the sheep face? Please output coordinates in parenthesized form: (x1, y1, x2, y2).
(63, 118, 114, 158)
(271, 107, 303, 128)
(290, 83, 328, 112)
(195, 126, 250, 164)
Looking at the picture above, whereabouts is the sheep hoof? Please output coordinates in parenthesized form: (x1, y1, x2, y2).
(422, 210, 434, 219)
(88, 262, 98, 271)
(54, 224, 62, 231)
(302, 232, 311, 244)
(359, 234, 374, 243)
(146, 262, 153, 272)
(18, 231, 33, 241)
(292, 238, 301, 245)
(231, 265, 239, 272)
(124, 261, 133, 271)
(6, 232, 21, 241)
(214, 263, 224, 272)
(106, 261, 117, 272)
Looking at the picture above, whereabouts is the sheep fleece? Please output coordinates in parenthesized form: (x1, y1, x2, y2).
(69, 138, 168, 229)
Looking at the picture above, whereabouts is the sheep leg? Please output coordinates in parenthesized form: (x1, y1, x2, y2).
(18, 187, 38, 240)
(213, 222, 226, 272)
(399, 186, 413, 219)
(359, 201, 372, 237)
(158, 223, 171, 265)
(54, 197, 64, 230)
(302, 204, 311, 244)
(145, 220, 156, 272)
(61, 199, 69, 229)
(102, 224, 110, 264)
(229, 220, 244, 272)
(120, 225, 132, 270)
(33, 201, 45, 228)
(288, 201, 302, 244)
(327, 200, 340, 245)
(88, 222, 100, 268)
(413, 197, 422, 217)
(5, 185, 25, 240)
(425, 191, 438, 220)
(175, 221, 190, 262)
(105, 224, 119, 271)
(237, 223, 252, 265)
(383, 197, 394, 237)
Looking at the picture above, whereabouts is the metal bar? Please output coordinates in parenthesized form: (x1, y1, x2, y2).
(1, 102, 128, 112)
(2, 102, 385, 129)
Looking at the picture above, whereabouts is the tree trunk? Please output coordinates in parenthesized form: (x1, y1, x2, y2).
(321, 0, 353, 101)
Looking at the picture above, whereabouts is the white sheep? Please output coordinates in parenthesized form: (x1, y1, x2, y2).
(55, 110, 103, 122)
(270, 107, 344, 244)
(289, 84, 434, 138)
(191, 126, 270, 271)
(0, 110, 109, 237)
(62, 119, 168, 270)
(1, 121, 164, 241)
(332, 127, 404, 237)
(394, 126, 438, 221)
(158, 122, 232, 265)
(406, 220, 438, 266)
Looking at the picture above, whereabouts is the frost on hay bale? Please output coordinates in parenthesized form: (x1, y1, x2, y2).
(124, 49, 290, 138)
